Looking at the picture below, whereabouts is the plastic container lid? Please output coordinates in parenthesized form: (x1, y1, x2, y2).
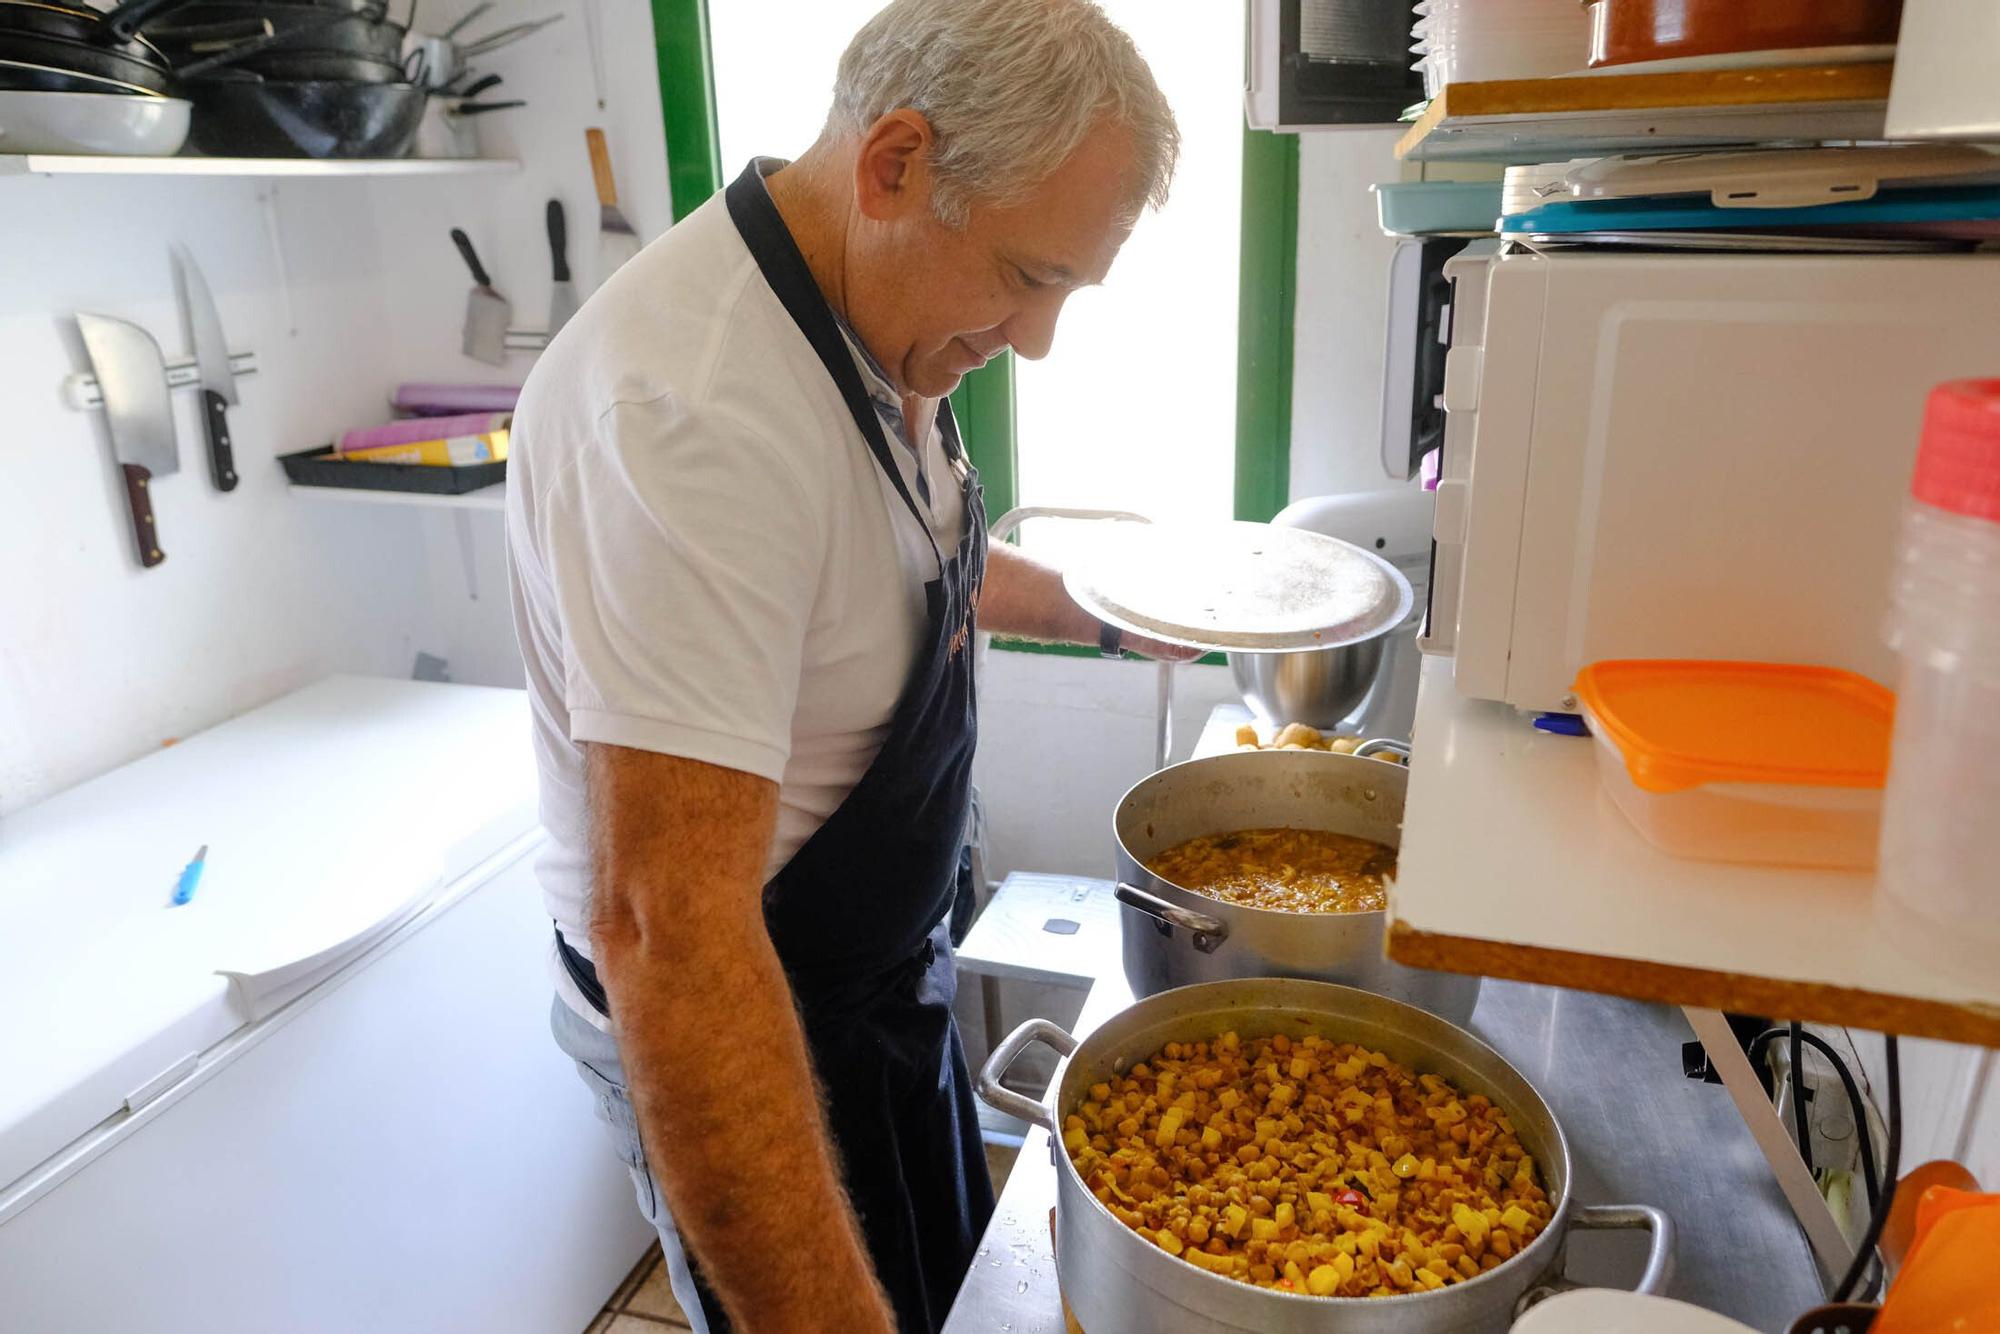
(1571, 660, 1894, 793)
(1912, 379, 2000, 524)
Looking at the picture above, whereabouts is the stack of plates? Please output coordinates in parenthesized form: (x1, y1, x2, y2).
(1501, 159, 1597, 216)
(1412, 0, 1590, 98)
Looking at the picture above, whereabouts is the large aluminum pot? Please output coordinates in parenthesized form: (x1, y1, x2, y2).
(1114, 747, 1481, 1026)
(978, 978, 1674, 1334)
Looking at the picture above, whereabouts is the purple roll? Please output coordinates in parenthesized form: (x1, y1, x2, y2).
(340, 412, 511, 454)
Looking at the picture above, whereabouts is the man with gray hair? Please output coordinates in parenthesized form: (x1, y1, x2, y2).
(507, 2, 1179, 1329)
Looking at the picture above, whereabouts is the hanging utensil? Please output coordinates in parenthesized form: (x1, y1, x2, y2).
(546, 198, 577, 336)
(455, 70, 499, 98)
(170, 244, 238, 493)
(449, 227, 509, 367)
(580, 0, 603, 109)
(437, 0, 491, 40)
(585, 126, 640, 284)
(455, 11, 560, 56)
(76, 312, 178, 569)
(450, 98, 521, 114)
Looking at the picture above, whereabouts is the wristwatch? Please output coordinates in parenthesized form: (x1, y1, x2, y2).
(1099, 620, 1125, 659)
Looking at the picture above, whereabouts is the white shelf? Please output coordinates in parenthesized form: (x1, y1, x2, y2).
(1387, 656, 2000, 1046)
(0, 155, 519, 179)
(288, 483, 505, 513)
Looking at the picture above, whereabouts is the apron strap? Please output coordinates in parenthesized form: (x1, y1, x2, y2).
(724, 161, 941, 566)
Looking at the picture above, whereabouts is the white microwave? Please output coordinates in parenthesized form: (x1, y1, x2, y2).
(1422, 245, 2000, 715)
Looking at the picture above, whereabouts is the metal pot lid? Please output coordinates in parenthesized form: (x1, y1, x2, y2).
(1062, 519, 1413, 653)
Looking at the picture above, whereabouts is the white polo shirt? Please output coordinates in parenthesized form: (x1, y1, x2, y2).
(506, 169, 966, 1024)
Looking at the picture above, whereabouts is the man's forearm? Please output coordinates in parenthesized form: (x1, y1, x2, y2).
(978, 541, 1100, 644)
(588, 746, 892, 1333)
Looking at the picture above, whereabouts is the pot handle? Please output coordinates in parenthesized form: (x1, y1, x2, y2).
(1354, 737, 1411, 760)
(975, 1017, 1079, 1133)
(1516, 1204, 1676, 1315)
(1114, 882, 1228, 953)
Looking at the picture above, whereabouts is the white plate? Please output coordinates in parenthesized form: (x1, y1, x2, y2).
(0, 90, 190, 156)
(1512, 1289, 1761, 1334)
(1582, 43, 1897, 77)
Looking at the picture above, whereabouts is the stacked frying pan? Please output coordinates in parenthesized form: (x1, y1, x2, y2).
(153, 0, 423, 157)
(0, 0, 423, 157)
(0, 0, 193, 152)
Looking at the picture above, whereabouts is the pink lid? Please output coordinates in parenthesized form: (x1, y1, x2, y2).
(1913, 380, 2000, 524)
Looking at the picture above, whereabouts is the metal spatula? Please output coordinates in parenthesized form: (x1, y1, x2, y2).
(586, 128, 641, 285)
(449, 228, 509, 367)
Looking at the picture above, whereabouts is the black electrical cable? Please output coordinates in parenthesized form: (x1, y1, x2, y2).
(1791, 1022, 1815, 1177)
(1748, 1027, 1881, 1209)
(1833, 1035, 1901, 1304)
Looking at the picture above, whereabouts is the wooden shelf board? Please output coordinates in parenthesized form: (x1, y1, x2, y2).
(1398, 63, 1894, 161)
(1388, 657, 2000, 1047)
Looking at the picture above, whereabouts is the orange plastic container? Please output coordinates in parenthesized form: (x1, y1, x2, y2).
(1572, 660, 1895, 868)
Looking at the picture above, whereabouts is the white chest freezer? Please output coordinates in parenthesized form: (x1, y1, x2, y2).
(0, 677, 652, 1333)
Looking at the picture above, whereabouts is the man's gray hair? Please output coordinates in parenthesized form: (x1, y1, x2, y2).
(828, 0, 1179, 227)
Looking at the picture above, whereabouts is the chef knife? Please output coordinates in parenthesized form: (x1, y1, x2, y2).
(448, 227, 510, 367)
(76, 313, 177, 569)
(546, 199, 578, 336)
(585, 128, 642, 285)
(170, 244, 238, 492)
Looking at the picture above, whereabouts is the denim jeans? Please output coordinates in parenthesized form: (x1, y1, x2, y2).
(549, 997, 715, 1333)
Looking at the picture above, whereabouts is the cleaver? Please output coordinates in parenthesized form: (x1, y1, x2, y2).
(77, 312, 177, 569)
(449, 228, 511, 367)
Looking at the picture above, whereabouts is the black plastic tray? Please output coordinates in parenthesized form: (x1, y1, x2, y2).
(279, 446, 506, 496)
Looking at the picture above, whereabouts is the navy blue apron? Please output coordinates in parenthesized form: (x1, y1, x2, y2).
(560, 160, 994, 1333)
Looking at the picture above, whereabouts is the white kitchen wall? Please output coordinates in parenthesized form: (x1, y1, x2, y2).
(1289, 129, 1407, 503)
(0, 175, 427, 814)
(0, 0, 671, 812)
(1845, 1028, 2000, 1194)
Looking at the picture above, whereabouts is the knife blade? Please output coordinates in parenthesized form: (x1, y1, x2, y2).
(170, 244, 239, 492)
(547, 198, 578, 336)
(449, 228, 511, 367)
(76, 312, 177, 569)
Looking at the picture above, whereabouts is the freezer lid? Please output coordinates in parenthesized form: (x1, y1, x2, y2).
(0, 678, 538, 1199)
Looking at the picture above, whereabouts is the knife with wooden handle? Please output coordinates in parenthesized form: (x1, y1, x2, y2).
(77, 312, 179, 568)
(172, 244, 239, 492)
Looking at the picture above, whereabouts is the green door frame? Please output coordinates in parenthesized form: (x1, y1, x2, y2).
(646, 1, 1299, 656)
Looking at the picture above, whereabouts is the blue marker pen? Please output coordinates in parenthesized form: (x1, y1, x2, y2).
(172, 845, 208, 906)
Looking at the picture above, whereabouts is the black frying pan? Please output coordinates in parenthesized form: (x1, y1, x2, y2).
(0, 0, 201, 93)
(203, 47, 404, 81)
(187, 77, 424, 157)
(0, 29, 176, 90)
(153, 3, 400, 62)
(0, 0, 194, 47)
(0, 51, 171, 92)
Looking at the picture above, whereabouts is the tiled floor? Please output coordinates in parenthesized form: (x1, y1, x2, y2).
(583, 1243, 689, 1331)
(580, 1140, 1023, 1332)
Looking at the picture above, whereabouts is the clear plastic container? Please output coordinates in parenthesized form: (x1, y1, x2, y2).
(1875, 380, 2000, 982)
(1573, 660, 1894, 868)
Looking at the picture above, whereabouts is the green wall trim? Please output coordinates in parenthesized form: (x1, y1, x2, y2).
(992, 639, 1227, 667)
(652, 0, 721, 222)
(1233, 127, 1299, 523)
(950, 352, 1018, 517)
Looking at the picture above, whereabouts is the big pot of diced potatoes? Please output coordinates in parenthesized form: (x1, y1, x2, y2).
(1112, 747, 1481, 1026)
(976, 978, 1674, 1333)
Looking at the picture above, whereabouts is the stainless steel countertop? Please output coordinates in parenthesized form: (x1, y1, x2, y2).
(943, 975, 1825, 1334)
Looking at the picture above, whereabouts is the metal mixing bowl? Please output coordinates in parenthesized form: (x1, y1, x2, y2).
(1228, 635, 1388, 731)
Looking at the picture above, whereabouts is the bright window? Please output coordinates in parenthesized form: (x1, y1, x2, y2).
(1012, 1, 1243, 568)
(699, 0, 1271, 575)
(709, 1, 881, 178)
